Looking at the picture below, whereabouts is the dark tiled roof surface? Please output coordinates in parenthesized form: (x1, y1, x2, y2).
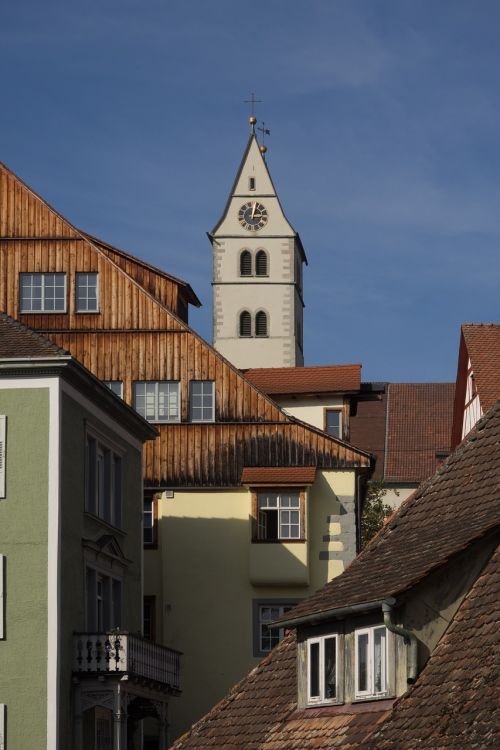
(280, 400, 500, 623)
(462, 323, 500, 411)
(244, 365, 361, 395)
(0, 313, 68, 358)
(349, 391, 387, 481)
(241, 467, 317, 485)
(172, 632, 391, 750)
(384, 382, 455, 482)
(367, 543, 500, 749)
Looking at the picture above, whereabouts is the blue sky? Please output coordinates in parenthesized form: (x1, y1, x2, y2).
(2, 0, 500, 381)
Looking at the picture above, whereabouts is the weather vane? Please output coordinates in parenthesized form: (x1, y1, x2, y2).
(244, 92, 262, 131)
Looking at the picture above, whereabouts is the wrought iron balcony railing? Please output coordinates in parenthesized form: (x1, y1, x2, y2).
(73, 632, 181, 691)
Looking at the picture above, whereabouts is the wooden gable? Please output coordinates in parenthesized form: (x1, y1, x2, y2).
(0, 162, 371, 487)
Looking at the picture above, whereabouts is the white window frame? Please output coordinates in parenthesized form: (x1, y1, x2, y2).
(325, 408, 343, 439)
(85, 564, 122, 632)
(19, 272, 67, 313)
(134, 381, 180, 423)
(75, 272, 99, 312)
(85, 430, 123, 528)
(189, 381, 215, 422)
(257, 492, 301, 540)
(103, 381, 123, 398)
(355, 625, 389, 699)
(307, 634, 339, 705)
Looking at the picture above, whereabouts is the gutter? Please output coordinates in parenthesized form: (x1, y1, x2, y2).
(383, 597, 418, 684)
(276, 599, 386, 629)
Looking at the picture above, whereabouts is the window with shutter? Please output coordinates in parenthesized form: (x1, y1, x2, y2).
(255, 311, 268, 337)
(0, 416, 6, 499)
(240, 250, 252, 276)
(255, 250, 268, 276)
(239, 311, 252, 337)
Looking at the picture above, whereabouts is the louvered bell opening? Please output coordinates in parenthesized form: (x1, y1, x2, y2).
(240, 251, 252, 276)
(255, 311, 268, 337)
(239, 311, 252, 337)
(255, 250, 268, 276)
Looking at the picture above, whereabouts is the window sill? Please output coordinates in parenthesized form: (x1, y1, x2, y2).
(75, 310, 100, 314)
(353, 693, 393, 704)
(252, 538, 306, 544)
(143, 542, 158, 551)
(19, 310, 67, 315)
(84, 512, 126, 536)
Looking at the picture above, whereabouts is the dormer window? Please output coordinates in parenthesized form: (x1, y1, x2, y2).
(307, 634, 338, 704)
(355, 625, 388, 698)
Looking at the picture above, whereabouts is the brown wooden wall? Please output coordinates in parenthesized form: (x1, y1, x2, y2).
(0, 161, 371, 488)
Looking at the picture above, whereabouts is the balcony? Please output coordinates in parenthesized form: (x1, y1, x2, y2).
(73, 632, 181, 692)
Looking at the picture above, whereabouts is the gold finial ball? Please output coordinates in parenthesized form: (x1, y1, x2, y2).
(259, 144, 267, 154)
(249, 115, 257, 125)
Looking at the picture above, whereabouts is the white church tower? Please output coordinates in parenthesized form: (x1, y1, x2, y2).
(209, 116, 306, 369)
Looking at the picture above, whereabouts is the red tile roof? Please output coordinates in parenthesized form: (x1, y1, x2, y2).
(241, 467, 317, 486)
(367, 542, 500, 749)
(244, 365, 361, 395)
(279, 399, 500, 624)
(384, 383, 455, 483)
(0, 313, 68, 358)
(462, 323, 500, 412)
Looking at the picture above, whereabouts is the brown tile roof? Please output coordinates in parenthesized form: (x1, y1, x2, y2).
(462, 323, 500, 412)
(279, 400, 500, 624)
(367, 542, 500, 749)
(384, 383, 455, 483)
(349, 388, 387, 481)
(241, 467, 317, 486)
(172, 631, 391, 750)
(244, 365, 361, 395)
(0, 313, 68, 358)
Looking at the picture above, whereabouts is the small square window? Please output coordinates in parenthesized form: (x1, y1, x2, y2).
(76, 272, 99, 312)
(189, 381, 215, 422)
(104, 381, 123, 398)
(256, 492, 302, 541)
(20, 272, 66, 313)
(134, 382, 180, 422)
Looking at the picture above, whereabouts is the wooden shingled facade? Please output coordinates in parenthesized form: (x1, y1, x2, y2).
(0, 162, 371, 487)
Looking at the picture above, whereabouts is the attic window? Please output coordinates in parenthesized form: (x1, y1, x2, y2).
(355, 625, 388, 698)
(307, 634, 338, 704)
(249, 177, 256, 191)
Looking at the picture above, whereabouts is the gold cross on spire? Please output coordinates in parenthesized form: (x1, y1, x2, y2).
(244, 92, 262, 131)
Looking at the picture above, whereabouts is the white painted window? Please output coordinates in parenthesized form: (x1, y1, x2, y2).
(0, 703, 5, 750)
(307, 634, 338, 704)
(257, 492, 301, 540)
(143, 495, 156, 545)
(76, 272, 99, 312)
(0, 416, 6, 499)
(189, 381, 215, 422)
(85, 433, 122, 528)
(19, 272, 66, 312)
(259, 604, 293, 652)
(134, 381, 180, 422)
(355, 625, 388, 698)
(85, 566, 122, 632)
(0, 555, 4, 640)
(103, 381, 123, 398)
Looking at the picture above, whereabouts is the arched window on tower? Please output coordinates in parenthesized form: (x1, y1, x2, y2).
(239, 310, 252, 337)
(255, 310, 268, 337)
(240, 250, 252, 277)
(255, 250, 268, 277)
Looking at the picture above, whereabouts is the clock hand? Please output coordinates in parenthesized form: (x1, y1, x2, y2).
(251, 202, 257, 219)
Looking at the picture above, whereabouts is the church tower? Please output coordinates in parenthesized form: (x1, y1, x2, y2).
(209, 117, 306, 369)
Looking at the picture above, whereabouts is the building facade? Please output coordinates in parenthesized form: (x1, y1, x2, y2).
(0, 315, 182, 750)
(0, 161, 371, 740)
(210, 126, 306, 369)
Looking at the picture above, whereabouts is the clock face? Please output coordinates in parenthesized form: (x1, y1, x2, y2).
(238, 201, 268, 232)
